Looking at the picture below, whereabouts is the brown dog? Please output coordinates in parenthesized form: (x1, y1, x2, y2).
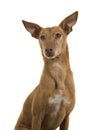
(15, 11, 78, 130)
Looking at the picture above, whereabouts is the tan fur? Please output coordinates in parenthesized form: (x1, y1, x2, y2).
(14, 11, 78, 130)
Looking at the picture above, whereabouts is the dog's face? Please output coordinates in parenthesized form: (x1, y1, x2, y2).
(22, 11, 78, 60)
(39, 26, 66, 59)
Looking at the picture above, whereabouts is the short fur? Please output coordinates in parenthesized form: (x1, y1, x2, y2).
(15, 11, 78, 130)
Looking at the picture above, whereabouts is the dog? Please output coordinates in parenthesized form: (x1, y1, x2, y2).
(14, 11, 78, 130)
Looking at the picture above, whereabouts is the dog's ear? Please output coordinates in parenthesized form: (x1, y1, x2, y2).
(22, 20, 42, 39)
(59, 11, 78, 34)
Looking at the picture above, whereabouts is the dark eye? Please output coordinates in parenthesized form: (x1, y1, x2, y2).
(55, 33, 61, 39)
(40, 35, 46, 41)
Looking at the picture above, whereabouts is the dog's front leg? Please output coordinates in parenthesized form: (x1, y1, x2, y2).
(59, 116, 69, 130)
(32, 115, 42, 130)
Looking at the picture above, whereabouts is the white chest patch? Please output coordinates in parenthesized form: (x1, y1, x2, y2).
(48, 91, 70, 116)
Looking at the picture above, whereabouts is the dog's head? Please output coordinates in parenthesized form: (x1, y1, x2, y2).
(22, 11, 78, 60)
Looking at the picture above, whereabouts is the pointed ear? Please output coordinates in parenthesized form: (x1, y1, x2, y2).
(22, 20, 42, 39)
(59, 11, 78, 34)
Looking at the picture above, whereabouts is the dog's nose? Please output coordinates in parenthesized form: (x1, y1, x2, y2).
(45, 48, 54, 57)
(45, 48, 53, 53)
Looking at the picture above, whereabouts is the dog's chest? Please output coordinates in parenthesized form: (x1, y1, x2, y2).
(48, 90, 71, 116)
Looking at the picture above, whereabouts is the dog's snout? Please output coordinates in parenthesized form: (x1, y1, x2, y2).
(45, 48, 53, 53)
(45, 48, 54, 58)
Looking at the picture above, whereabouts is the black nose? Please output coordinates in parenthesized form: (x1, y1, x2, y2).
(45, 48, 53, 53)
(45, 48, 54, 57)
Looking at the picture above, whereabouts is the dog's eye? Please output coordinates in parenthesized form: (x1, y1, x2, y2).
(40, 35, 46, 41)
(55, 33, 61, 39)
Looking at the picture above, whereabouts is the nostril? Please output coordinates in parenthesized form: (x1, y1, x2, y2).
(45, 48, 48, 52)
(49, 49, 52, 52)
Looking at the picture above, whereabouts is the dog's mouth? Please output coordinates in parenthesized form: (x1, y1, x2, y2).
(43, 48, 61, 60)
(46, 52, 54, 57)
(43, 51, 57, 60)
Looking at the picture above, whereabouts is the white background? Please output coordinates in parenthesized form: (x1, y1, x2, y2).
(0, 0, 87, 130)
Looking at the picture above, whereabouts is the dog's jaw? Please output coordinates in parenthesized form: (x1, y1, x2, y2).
(42, 50, 61, 60)
(43, 53, 57, 60)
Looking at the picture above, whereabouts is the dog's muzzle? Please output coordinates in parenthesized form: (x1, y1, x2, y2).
(45, 48, 54, 58)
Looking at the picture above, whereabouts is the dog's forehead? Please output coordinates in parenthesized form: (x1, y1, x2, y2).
(40, 26, 62, 35)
